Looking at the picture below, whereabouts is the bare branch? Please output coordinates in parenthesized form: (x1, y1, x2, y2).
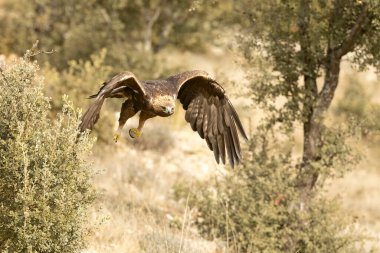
(27, 49, 56, 57)
(24, 40, 55, 59)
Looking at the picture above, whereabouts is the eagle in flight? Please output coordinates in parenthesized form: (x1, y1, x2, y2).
(80, 70, 248, 167)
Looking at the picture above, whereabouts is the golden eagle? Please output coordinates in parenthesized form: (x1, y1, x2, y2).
(80, 70, 248, 167)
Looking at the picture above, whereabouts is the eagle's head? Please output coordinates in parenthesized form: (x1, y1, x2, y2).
(150, 95, 176, 117)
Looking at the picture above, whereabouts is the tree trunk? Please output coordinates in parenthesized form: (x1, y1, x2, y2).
(298, 49, 342, 199)
(300, 114, 321, 189)
(296, 0, 369, 198)
(297, 0, 320, 199)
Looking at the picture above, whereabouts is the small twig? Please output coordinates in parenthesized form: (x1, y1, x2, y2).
(178, 193, 190, 253)
(163, 224, 169, 253)
(225, 199, 229, 252)
(28, 49, 56, 57)
(24, 40, 55, 59)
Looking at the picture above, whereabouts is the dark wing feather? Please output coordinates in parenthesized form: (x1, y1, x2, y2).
(168, 70, 248, 168)
(196, 95, 205, 138)
(80, 72, 145, 132)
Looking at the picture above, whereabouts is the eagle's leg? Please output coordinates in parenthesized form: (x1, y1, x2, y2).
(129, 111, 155, 139)
(114, 100, 138, 142)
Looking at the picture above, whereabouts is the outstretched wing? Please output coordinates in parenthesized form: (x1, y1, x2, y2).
(79, 72, 145, 132)
(168, 70, 248, 168)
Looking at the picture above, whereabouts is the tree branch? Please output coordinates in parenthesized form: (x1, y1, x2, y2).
(144, 6, 161, 52)
(315, 50, 340, 121)
(316, 3, 371, 119)
(334, 3, 370, 58)
(298, 0, 318, 96)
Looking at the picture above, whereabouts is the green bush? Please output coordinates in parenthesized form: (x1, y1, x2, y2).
(175, 128, 367, 253)
(0, 56, 96, 252)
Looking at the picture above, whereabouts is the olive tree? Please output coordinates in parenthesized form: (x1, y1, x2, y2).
(239, 0, 380, 196)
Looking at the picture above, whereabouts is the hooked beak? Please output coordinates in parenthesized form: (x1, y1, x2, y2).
(161, 106, 174, 115)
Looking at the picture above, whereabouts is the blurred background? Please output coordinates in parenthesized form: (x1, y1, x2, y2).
(0, 0, 379, 252)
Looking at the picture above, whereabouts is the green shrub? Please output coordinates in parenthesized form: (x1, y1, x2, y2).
(175, 128, 368, 253)
(0, 55, 96, 252)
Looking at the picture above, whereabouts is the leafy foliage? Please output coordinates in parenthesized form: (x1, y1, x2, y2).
(0, 56, 96, 252)
(232, 0, 380, 192)
(0, 0, 227, 70)
(176, 127, 366, 252)
(238, 0, 380, 127)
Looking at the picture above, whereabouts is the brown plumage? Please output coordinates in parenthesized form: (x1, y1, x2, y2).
(80, 70, 248, 167)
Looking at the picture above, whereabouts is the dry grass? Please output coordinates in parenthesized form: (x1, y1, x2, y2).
(84, 122, 224, 252)
(85, 205, 218, 253)
(325, 142, 380, 251)
(324, 64, 380, 250)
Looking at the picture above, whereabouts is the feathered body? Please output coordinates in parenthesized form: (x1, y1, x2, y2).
(141, 80, 177, 117)
(80, 70, 248, 167)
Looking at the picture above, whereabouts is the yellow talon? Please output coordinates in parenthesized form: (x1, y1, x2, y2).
(113, 133, 120, 143)
(129, 128, 142, 139)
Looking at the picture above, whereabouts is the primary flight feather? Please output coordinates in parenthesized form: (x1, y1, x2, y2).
(80, 70, 248, 167)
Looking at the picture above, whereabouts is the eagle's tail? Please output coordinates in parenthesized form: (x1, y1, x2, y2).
(79, 97, 105, 132)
